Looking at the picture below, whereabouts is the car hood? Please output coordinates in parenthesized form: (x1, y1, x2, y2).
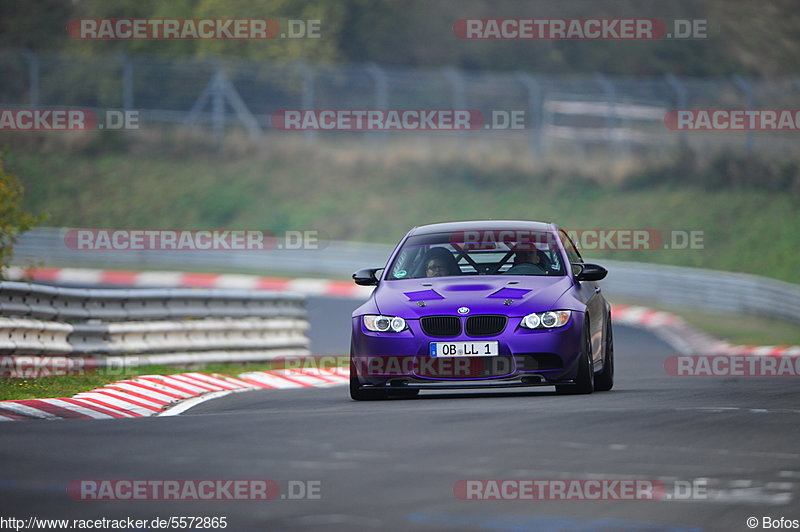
(372, 276, 574, 318)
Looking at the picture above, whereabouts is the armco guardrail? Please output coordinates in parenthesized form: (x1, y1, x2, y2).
(597, 260, 800, 323)
(11, 228, 800, 323)
(12, 227, 392, 278)
(0, 282, 309, 366)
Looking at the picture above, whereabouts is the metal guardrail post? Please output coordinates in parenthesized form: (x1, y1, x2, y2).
(211, 69, 226, 146)
(365, 62, 388, 147)
(732, 75, 754, 154)
(21, 49, 39, 108)
(516, 72, 544, 159)
(296, 61, 316, 145)
(594, 73, 618, 159)
(120, 53, 133, 111)
(443, 67, 467, 150)
(665, 74, 688, 148)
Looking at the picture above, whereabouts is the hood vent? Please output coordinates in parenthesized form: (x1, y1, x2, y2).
(487, 287, 531, 299)
(404, 289, 445, 302)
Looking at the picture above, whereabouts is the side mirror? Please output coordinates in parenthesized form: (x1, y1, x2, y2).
(573, 263, 607, 282)
(352, 268, 382, 286)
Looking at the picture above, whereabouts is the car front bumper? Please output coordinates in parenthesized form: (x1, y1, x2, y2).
(350, 313, 585, 388)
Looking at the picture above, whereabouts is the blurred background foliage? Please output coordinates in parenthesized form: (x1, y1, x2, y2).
(1, 0, 798, 77)
(0, 0, 797, 281)
(0, 152, 42, 271)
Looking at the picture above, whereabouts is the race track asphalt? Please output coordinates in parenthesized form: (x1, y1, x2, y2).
(1, 296, 798, 531)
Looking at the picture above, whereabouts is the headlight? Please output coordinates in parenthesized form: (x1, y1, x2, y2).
(363, 315, 407, 332)
(521, 313, 540, 329)
(520, 310, 571, 329)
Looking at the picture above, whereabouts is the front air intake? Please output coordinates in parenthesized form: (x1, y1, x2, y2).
(420, 316, 461, 337)
(465, 315, 507, 336)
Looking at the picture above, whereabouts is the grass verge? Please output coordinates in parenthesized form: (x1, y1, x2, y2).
(0, 357, 349, 402)
(611, 299, 800, 346)
(5, 133, 799, 283)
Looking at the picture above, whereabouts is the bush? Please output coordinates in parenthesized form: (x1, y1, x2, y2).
(0, 149, 40, 274)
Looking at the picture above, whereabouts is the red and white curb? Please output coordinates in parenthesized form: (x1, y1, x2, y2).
(2, 268, 797, 421)
(6, 267, 798, 358)
(612, 305, 800, 357)
(4, 266, 372, 299)
(0, 368, 349, 422)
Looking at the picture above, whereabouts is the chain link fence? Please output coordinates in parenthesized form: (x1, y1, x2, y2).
(2, 50, 800, 158)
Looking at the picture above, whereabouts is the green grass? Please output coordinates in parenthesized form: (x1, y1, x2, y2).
(6, 133, 797, 283)
(0, 357, 349, 402)
(611, 298, 800, 346)
(0, 364, 183, 401)
(657, 308, 800, 347)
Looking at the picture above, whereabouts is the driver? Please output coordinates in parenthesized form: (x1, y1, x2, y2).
(506, 245, 548, 275)
(421, 247, 460, 277)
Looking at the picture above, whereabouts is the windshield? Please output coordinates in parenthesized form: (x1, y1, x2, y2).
(386, 230, 565, 280)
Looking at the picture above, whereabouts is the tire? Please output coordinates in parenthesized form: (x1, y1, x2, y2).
(349, 358, 388, 401)
(555, 322, 594, 395)
(594, 316, 614, 392)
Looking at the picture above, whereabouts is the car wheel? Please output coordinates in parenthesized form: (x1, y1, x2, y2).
(594, 316, 614, 392)
(349, 357, 388, 401)
(555, 322, 594, 395)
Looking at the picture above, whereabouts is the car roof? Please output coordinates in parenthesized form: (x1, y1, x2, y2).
(408, 220, 557, 236)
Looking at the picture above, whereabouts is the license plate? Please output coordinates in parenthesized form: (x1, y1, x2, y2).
(430, 341, 498, 357)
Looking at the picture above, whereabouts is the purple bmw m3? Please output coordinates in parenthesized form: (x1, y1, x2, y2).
(349, 220, 614, 400)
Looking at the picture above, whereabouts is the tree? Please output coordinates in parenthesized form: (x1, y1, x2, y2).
(0, 151, 40, 276)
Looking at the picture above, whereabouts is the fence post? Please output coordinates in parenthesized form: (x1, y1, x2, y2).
(211, 68, 226, 146)
(516, 72, 544, 159)
(594, 72, 617, 160)
(120, 53, 133, 111)
(665, 74, 688, 148)
(295, 61, 316, 146)
(443, 67, 467, 151)
(218, 74, 261, 141)
(183, 63, 260, 144)
(365, 62, 388, 148)
(732, 75, 754, 154)
(21, 49, 39, 108)
(184, 67, 220, 137)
